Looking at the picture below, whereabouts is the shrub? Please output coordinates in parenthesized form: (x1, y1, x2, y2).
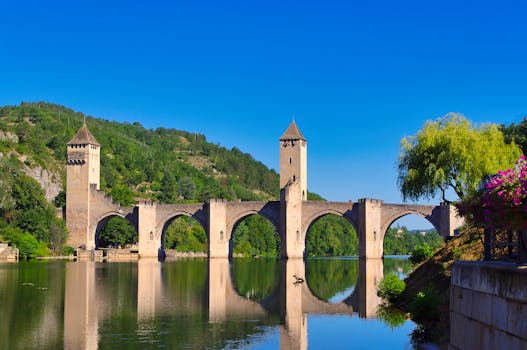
(17, 233, 39, 260)
(35, 241, 51, 257)
(377, 272, 406, 301)
(61, 245, 76, 256)
(409, 243, 434, 264)
(0, 226, 39, 260)
(409, 286, 440, 323)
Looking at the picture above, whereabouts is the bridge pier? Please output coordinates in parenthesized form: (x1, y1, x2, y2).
(440, 202, 463, 238)
(280, 183, 305, 259)
(358, 199, 384, 259)
(208, 200, 229, 258)
(137, 202, 159, 258)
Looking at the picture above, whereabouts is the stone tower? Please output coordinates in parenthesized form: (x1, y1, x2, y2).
(66, 124, 100, 249)
(280, 121, 307, 258)
(279, 121, 307, 200)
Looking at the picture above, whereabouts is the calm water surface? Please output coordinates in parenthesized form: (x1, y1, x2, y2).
(0, 257, 416, 349)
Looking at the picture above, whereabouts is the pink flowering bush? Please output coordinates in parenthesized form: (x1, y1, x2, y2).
(456, 156, 527, 230)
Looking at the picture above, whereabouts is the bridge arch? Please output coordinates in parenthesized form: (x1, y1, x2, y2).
(381, 209, 439, 239)
(91, 211, 137, 248)
(227, 209, 280, 237)
(228, 212, 280, 258)
(158, 212, 208, 251)
(303, 209, 358, 237)
(302, 210, 359, 257)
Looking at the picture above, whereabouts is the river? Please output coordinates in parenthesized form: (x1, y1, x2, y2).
(0, 257, 417, 349)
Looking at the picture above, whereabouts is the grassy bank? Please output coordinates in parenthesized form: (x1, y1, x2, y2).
(393, 228, 484, 348)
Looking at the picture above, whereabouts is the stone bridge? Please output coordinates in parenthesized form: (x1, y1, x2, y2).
(65, 121, 463, 259)
(77, 192, 461, 259)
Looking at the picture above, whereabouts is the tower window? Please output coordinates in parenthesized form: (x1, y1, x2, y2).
(289, 157, 292, 164)
(293, 175, 296, 181)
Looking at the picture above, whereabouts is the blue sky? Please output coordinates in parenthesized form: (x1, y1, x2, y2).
(1, 0, 526, 229)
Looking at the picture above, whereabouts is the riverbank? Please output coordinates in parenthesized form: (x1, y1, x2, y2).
(393, 228, 484, 348)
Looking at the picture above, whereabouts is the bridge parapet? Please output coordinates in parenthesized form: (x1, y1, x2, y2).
(225, 201, 280, 233)
(87, 186, 136, 250)
(155, 203, 207, 233)
(380, 203, 439, 235)
(301, 201, 358, 236)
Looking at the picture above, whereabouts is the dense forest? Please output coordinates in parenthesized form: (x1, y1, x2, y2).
(0, 102, 498, 258)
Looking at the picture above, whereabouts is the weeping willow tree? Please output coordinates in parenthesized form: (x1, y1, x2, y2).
(398, 113, 521, 203)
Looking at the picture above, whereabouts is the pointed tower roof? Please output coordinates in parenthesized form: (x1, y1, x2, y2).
(67, 124, 100, 146)
(279, 121, 306, 141)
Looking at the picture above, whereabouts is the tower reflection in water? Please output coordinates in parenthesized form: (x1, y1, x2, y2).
(63, 258, 385, 350)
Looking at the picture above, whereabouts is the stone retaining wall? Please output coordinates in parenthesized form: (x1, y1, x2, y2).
(0, 243, 18, 262)
(449, 261, 527, 350)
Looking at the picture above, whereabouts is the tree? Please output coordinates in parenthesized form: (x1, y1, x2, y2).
(98, 217, 137, 248)
(409, 243, 434, 264)
(108, 184, 136, 206)
(54, 190, 66, 208)
(164, 216, 207, 252)
(501, 117, 527, 155)
(177, 177, 196, 200)
(398, 113, 521, 203)
(377, 272, 406, 302)
(0, 226, 39, 260)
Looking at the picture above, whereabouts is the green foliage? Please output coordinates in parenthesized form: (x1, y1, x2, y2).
(61, 245, 76, 255)
(35, 241, 51, 257)
(377, 304, 406, 329)
(377, 272, 406, 301)
(97, 217, 137, 248)
(307, 192, 325, 201)
(384, 226, 443, 255)
(0, 162, 68, 255)
(53, 190, 66, 208)
(306, 215, 358, 256)
(233, 215, 280, 257)
(398, 113, 521, 203)
(164, 216, 207, 253)
(409, 286, 440, 323)
(409, 243, 434, 264)
(501, 117, 527, 155)
(0, 226, 38, 260)
(108, 184, 136, 206)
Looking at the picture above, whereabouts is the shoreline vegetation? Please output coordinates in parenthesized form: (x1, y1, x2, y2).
(383, 228, 484, 349)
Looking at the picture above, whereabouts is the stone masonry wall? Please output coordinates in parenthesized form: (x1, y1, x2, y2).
(449, 261, 527, 350)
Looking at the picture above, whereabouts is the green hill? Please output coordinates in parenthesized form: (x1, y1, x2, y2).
(0, 102, 283, 205)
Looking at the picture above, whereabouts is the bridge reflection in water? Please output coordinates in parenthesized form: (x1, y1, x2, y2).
(63, 258, 387, 350)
